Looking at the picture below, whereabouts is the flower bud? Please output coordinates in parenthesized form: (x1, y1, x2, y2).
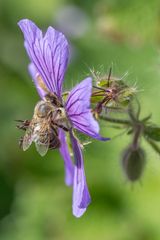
(122, 146, 146, 182)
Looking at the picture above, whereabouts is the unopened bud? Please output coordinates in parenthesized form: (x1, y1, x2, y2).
(122, 146, 146, 182)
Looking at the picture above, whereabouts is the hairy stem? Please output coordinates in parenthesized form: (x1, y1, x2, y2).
(132, 123, 143, 150)
(100, 115, 130, 125)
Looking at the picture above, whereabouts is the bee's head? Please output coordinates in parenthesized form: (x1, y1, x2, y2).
(34, 101, 52, 118)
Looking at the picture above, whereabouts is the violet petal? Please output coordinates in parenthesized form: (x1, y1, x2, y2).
(18, 19, 69, 97)
(65, 77, 109, 140)
(70, 130, 91, 218)
(59, 129, 74, 186)
(28, 63, 46, 99)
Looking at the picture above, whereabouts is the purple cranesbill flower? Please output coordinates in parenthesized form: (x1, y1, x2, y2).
(18, 19, 109, 217)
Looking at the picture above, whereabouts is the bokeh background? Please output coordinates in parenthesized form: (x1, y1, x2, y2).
(1, 0, 160, 239)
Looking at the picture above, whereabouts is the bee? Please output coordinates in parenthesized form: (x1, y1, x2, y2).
(17, 100, 60, 156)
(17, 74, 69, 156)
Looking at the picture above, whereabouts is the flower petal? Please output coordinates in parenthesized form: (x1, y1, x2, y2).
(59, 129, 74, 186)
(65, 77, 109, 140)
(28, 63, 47, 99)
(70, 131, 91, 218)
(18, 19, 69, 97)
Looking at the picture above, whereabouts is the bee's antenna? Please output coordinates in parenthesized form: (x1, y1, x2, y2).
(14, 119, 24, 122)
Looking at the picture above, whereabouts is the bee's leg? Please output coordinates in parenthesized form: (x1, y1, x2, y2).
(45, 93, 63, 107)
(55, 123, 69, 132)
(49, 137, 61, 150)
(51, 121, 69, 132)
(19, 136, 24, 149)
(49, 127, 61, 149)
(16, 120, 30, 131)
(59, 125, 69, 131)
(15, 120, 30, 124)
(50, 125, 59, 136)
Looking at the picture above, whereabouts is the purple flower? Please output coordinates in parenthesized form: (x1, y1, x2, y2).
(18, 19, 109, 217)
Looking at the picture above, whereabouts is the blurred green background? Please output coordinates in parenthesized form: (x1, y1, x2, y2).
(1, 0, 160, 239)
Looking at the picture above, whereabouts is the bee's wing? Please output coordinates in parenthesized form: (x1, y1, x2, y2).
(35, 125, 50, 156)
(35, 127, 60, 156)
(22, 125, 34, 151)
(35, 142, 49, 157)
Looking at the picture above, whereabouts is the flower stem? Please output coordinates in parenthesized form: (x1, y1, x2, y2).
(132, 123, 143, 150)
(100, 115, 130, 125)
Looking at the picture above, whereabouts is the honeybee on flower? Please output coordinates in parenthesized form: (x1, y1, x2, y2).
(17, 19, 109, 217)
(17, 78, 70, 156)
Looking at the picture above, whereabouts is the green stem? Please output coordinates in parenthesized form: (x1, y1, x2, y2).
(100, 115, 130, 125)
(132, 123, 143, 150)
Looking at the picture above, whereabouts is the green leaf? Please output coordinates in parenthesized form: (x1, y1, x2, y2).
(144, 125, 160, 141)
(145, 137, 160, 155)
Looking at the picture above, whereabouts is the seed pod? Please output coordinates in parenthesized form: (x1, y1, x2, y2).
(122, 146, 146, 182)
